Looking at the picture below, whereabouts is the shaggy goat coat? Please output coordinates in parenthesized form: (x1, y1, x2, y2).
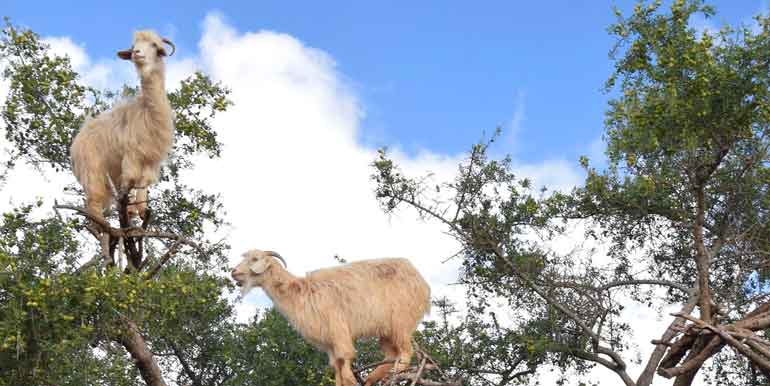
(232, 250, 431, 386)
(70, 30, 173, 220)
(267, 258, 430, 349)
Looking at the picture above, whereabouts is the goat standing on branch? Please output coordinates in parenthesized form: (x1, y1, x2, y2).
(70, 30, 175, 223)
(231, 249, 431, 386)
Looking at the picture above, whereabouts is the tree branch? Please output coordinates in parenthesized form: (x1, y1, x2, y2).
(598, 279, 691, 294)
(117, 320, 167, 386)
(143, 239, 184, 279)
(168, 340, 202, 386)
(659, 335, 723, 379)
(54, 204, 201, 251)
(693, 186, 713, 324)
(677, 313, 770, 373)
(637, 288, 698, 386)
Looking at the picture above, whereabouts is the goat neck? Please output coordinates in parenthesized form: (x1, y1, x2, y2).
(260, 265, 304, 316)
(137, 67, 173, 143)
(139, 69, 168, 108)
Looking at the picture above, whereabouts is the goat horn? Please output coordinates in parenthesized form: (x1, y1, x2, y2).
(264, 251, 287, 268)
(161, 38, 176, 56)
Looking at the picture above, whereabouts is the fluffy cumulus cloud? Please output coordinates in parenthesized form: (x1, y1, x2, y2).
(183, 13, 466, 319)
(0, 13, 704, 385)
(43, 36, 132, 91)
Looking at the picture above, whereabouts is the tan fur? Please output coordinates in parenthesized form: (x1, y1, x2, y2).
(231, 249, 431, 386)
(70, 30, 173, 221)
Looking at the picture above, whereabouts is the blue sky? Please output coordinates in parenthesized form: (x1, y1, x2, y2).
(3, 4, 768, 384)
(5, 1, 766, 164)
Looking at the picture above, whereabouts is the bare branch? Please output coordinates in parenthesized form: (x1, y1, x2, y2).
(637, 288, 698, 386)
(659, 335, 723, 379)
(54, 204, 201, 251)
(676, 313, 770, 373)
(144, 240, 184, 280)
(598, 279, 691, 294)
(355, 349, 461, 386)
(168, 339, 202, 386)
(409, 358, 428, 386)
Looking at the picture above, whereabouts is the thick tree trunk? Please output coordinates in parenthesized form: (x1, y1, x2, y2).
(118, 320, 167, 386)
(693, 188, 713, 324)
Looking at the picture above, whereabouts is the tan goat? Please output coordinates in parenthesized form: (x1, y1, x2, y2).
(70, 30, 175, 222)
(231, 249, 431, 386)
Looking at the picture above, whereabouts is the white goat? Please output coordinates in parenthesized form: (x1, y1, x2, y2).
(70, 30, 175, 222)
(231, 249, 431, 386)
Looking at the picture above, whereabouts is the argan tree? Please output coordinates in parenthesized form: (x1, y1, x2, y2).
(0, 20, 501, 386)
(0, 20, 233, 386)
(372, 1, 770, 385)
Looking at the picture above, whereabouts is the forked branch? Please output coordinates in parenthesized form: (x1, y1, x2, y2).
(354, 349, 462, 386)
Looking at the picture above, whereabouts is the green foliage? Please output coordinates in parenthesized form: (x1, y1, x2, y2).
(575, 2, 770, 383)
(0, 18, 97, 172)
(373, 133, 601, 382)
(581, 0, 770, 306)
(415, 298, 541, 385)
(0, 203, 233, 385)
(372, 2, 770, 384)
(373, 130, 568, 292)
(0, 19, 238, 386)
(0, 18, 231, 176)
(0, 19, 472, 386)
(225, 309, 336, 386)
(168, 71, 231, 161)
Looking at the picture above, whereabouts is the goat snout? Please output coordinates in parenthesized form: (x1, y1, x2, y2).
(230, 269, 245, 285)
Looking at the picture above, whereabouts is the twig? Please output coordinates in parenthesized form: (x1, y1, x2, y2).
(100, 232, 112, 267)
(139, 208, 153, 261)
(52, 199, 64, 221)
(354, 348, 460, 386)
(390, 372, 461, 386)
(410, 358, 428, 386)
(55, 204, 112, 233)
(144, 239, 184, 279)
(354, 359, 396, 375)
(107, 174, 122, 202)
(75, 254, 104, 274)
(54, 204, 200, 251)
(116, 236, 125, 270)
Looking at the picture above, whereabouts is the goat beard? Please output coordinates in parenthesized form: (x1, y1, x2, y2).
(239, 281, 255, 296)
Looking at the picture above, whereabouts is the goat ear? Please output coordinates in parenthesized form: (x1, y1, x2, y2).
(117, 50, 132, 60)
(249, 259, 270, 275)
(157, 47, 167, 57)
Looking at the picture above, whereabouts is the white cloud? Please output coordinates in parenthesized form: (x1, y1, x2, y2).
(43, 34, 200, 93)
(185, 16, 701, 385)
(43, 36, 128, 91)
(513, 158, 583, 193)
(0, 13, 707, 385)
(180, 13, 466, 322)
